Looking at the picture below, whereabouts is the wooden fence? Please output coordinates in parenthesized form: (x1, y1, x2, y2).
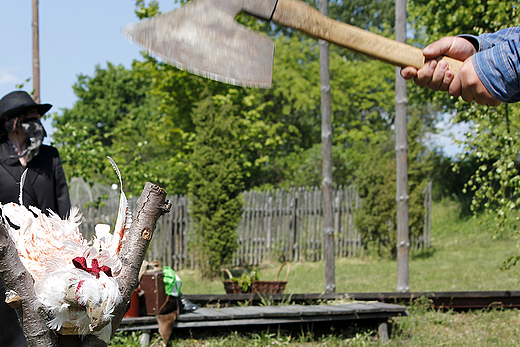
(235, 186, 361, 267)
(420, 181, 433, 250)
(72, 180, 431, 270)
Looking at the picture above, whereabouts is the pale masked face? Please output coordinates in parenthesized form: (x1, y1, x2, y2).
(5, 108, 46, 162)
(13, 108, 42, 136)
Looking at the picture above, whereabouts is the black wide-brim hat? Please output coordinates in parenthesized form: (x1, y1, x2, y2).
(0, 91, 52, 120)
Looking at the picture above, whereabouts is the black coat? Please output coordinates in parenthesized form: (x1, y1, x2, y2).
(0, 141, 71, 218)
(0, 142, 71, 347)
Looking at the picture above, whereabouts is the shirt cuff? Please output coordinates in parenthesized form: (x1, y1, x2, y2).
(457, 34, 481, 51)
(472, 42, 520, 103)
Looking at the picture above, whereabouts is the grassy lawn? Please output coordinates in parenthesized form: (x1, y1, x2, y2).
(110, 199, 520, 346)
(111, 305, 520, 346)
(179, 198, 520, 294)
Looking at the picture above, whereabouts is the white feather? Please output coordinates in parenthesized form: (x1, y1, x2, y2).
(1, 157, 131, 343)
(18, 169, 28, 205)
(107, 156, 131, 256)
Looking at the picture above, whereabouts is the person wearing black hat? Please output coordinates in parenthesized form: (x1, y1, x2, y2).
(0, 90, 70, 217)
(0, 90, 71, 347)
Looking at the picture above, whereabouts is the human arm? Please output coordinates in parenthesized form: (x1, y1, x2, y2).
(470, 27, 520, 103)
(400, 36, 502, 106)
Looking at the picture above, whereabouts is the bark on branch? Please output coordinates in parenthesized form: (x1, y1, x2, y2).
(0, 182, 171, 347)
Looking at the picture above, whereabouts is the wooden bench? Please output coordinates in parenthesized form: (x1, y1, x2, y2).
(119, 302, 408, 346)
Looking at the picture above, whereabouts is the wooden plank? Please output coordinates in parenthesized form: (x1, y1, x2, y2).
(174, 195, 181, 269)
(120, 311, 405, 332)
(119, 302, 408, 332)
(336, 187, 342, 258)
(183, 291, 520, 310)
(251, 191, 258, 265)
(180, 303, 405, 321)
(266, 192, 273, 261)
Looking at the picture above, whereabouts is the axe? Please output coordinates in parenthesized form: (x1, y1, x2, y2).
(122, 0, 463, 88)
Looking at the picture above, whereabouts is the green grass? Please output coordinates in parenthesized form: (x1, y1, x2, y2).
(110, 199, 520, 346)
(111, 305, 520, 347)
(387, 304, 520, 346)
(179, 198, 520, 294)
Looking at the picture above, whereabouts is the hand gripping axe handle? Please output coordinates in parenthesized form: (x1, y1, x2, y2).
(123, 0, 463, 88)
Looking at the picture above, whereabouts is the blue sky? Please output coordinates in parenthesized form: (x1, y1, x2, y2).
(0, 1, 178, 143)
(0, 1, 464, 155)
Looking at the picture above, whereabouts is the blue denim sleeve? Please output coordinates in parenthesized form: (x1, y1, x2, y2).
(467, 27, 520, 103)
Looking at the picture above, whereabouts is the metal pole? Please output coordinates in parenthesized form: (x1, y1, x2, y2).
(32, 0, 40, 103)
(395, 0, 410, 293)
(319, 0, 335, 293)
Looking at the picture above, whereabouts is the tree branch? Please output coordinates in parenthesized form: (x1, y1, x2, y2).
(0, 213, 58, 346)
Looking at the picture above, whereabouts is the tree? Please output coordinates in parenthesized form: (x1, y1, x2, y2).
(354, 141, 397, 257)
(53, 0, 412, 194)
(51, 62, 192, 196)
(188, 91, 245, 278)
(354, 113, 432, 258)
(407, 0, 520, 267)
(454, 103, 520, 243)
(51, 0, 440, 270)
(408, 0, 520, 37)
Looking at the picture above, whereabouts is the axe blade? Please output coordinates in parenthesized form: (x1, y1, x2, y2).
(122, 0, 274, 88)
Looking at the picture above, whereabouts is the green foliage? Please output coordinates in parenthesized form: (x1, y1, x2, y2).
(408, 0, 520, 38)
(407, 0, 520, 262)
(329, 0, 396, 31)
(188, 92, 245, 278)
(52, 62, 191, 196)
(354, 114, 433, 258)
(134, 0, 159, 19)
(52, 0, 448, 263)
(53, 0, 419, 195)
(354, 142, 397, 256)
(231, 269, 260, 292)
(453, 103, 520, 236)
(427, 152, 481, 216)
(251, 34, 398, 188)
(108, 331, 144, 347)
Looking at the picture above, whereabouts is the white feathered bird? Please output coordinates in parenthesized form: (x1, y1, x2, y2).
(0, 157, 131, 343)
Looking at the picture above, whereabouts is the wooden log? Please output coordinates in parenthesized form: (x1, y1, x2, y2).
(0, 218, 58, 346)
(378, 321, 389, 343)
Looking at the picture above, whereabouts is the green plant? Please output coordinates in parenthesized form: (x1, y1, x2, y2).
(232, 269, 260, 292)
(188, 92, 245, 278)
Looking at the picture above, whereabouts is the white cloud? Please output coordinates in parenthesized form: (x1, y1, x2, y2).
(0, 66, 22, 86)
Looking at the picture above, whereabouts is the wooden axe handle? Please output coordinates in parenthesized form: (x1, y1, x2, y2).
(272, 0, 463, 74)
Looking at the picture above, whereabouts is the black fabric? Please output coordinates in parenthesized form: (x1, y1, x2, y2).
(0, 282, 28, 347)
(0, 91, 51, 121)
(0, 142, 71, 219)
(0, 91, 51, 142)
(0, 141, 71, 346)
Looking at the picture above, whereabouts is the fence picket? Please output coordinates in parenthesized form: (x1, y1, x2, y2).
(75, 185, 430, 269)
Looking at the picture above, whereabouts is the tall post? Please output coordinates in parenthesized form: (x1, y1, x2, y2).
(32, 0, 41, 103)
(395, 0, 410, 293)
(319, 0, 335, 293)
